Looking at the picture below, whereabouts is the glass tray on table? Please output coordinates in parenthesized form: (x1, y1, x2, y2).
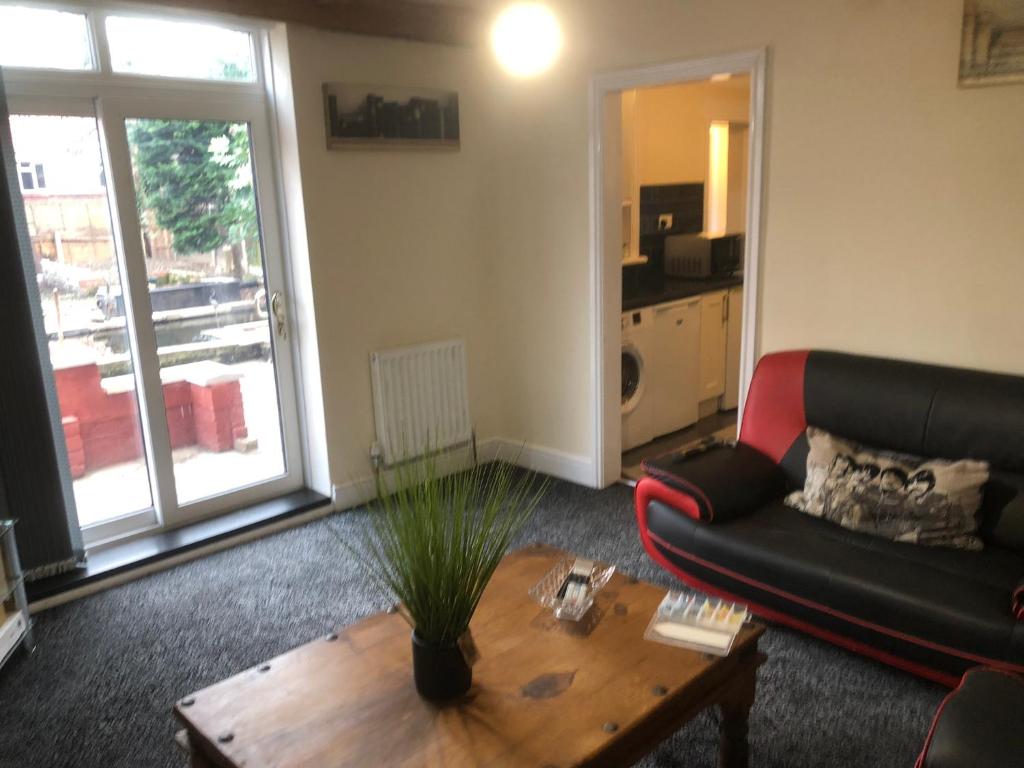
(529, 555, 616, 621)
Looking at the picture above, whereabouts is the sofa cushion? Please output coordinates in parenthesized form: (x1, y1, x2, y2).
(786, 426, 988, 551)
(751, 351, 1024, 493)
(980, 470, 1024, 553)
(642, 442, 786, 523)
(644, 498, 1024, 669)
(802, 352, 1024, 473)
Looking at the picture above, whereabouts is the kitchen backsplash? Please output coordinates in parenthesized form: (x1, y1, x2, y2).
(639, 182, 704, 236)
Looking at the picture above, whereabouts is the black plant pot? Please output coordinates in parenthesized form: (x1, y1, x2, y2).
(411, 631, 472, 701)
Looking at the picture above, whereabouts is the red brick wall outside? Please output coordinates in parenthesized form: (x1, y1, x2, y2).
(53, 363, 247, 476)
(61, 416, 86, 478)
(191, 380, 247, 451)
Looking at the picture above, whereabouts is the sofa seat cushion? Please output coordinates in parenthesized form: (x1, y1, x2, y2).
(645, 497, 1024, 671)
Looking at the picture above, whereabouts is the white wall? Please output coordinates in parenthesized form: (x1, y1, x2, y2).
(488, 0, 1024, 469)
(276, 25, 508, 492)
(278, 0, 1024, 491)
(629, 78, 750, 187)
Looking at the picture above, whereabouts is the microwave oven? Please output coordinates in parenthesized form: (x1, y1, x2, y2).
(664, 234, 743, 278)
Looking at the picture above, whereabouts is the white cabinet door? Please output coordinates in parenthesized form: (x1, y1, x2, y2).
(652, 299, 700, 434)
(723, 286, 744, 411)
(699, 290, 728, 401)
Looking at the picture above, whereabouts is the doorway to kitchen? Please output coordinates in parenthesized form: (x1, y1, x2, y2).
(589, 50, 768, 487)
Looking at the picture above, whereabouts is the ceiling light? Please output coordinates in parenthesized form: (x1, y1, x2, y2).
(710, 73, 732, 82)
(491, 2, 562, 78)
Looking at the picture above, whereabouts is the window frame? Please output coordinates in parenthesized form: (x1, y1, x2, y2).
(1, 0, 268, 94)
(0, 1, 98, 73)
(3, 2, 306, 550)
(17, 159, 46, 190)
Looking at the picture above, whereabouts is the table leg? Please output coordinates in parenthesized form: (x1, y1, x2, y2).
(179, 730, 217, 768)
(717, 665, 757, 768)
(189, 742, 217, 768)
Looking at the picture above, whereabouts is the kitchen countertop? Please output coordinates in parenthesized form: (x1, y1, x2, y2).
(622, 274, 744, 312)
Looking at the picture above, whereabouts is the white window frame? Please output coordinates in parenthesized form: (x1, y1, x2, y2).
(17, 159, 45, 190)
(3, 1, 305, 548)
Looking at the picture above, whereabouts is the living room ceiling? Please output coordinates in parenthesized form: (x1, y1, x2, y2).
(153, 0, 488, 46)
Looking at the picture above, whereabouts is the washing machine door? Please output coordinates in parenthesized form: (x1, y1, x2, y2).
(621, 343, 646, 414)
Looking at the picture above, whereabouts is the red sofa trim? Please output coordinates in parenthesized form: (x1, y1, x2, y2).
(738, 349, 809, 463)
(635, 477, 1024, 687)
(635, 472, 703, 522)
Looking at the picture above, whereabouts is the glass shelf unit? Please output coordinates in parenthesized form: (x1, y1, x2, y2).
(0, 519, 34, 668)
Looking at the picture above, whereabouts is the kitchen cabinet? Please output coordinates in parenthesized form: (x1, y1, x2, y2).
(722, 286, 743, 411)
(699, 289, 728, 401)
(652, 298, 700, 434)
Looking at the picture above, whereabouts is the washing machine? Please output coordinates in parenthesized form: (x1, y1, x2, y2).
(621, 308, 656, 451)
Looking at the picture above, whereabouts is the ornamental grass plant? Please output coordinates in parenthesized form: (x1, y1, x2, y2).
(348, 455, 548, 646)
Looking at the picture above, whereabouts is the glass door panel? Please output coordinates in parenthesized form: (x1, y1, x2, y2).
(123, 118, 286, 505)
(9, 115, 154, 528)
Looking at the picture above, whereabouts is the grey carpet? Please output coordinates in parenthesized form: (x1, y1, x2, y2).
(0, 475, 945, 767)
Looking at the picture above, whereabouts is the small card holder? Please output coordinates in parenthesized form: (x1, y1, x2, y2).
(643, 589, 748, 656)
(529, 556, 616, 622)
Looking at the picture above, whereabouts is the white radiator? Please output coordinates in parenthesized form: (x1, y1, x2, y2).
(370, 339, 472, 466)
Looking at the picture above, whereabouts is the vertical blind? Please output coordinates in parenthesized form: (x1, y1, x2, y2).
(0, 68, 83, 579)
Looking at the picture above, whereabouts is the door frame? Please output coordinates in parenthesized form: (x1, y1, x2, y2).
(97, 95, 305, 531)
(3, 17, 307, 546)
(588, 48, 769, 487)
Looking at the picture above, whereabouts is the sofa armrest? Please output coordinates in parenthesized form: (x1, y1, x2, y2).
(916, 667, 1024, 768)
(641, 442, 787, 523)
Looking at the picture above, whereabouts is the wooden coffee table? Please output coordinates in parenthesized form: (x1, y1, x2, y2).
(175, 544, 765, 767)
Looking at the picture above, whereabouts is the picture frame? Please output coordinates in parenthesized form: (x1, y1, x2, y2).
(959, 0, 1024, 87)
(322, 82, 460, 149)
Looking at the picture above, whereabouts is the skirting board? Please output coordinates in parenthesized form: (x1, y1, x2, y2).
(482, 438, 596, 488)
(331, 438, 596, 512)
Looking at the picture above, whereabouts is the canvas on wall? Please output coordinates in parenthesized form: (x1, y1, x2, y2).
(323, 83, 460, 149)
(960, 0, 1024, 86)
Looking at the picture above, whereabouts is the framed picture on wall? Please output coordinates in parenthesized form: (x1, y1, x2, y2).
(322, 83, 460, 149)
(960, 0, 1024, 87)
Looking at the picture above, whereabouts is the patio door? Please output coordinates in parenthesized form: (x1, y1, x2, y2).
(101, 97, 304, 534)
(7, 94, 302, 546)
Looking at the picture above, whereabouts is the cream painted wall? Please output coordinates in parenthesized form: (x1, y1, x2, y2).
(279, 0, 1024, 490)
(629, 78, 750, 187)
(620, 78, 750, 250)
(486, 0, 1024, 469)
(277, 25, 507, 488)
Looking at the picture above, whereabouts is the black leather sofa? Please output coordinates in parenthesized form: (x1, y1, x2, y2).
(915, 668, 1024, 767)
(634, 350, 1024, 685)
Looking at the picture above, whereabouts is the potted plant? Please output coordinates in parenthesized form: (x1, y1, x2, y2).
(346, 455, 547, 701)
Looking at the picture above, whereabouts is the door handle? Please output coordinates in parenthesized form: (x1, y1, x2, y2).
(270, 290, 287, 340)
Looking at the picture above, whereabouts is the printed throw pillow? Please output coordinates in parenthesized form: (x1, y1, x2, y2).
(785, 427, 989, 551)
